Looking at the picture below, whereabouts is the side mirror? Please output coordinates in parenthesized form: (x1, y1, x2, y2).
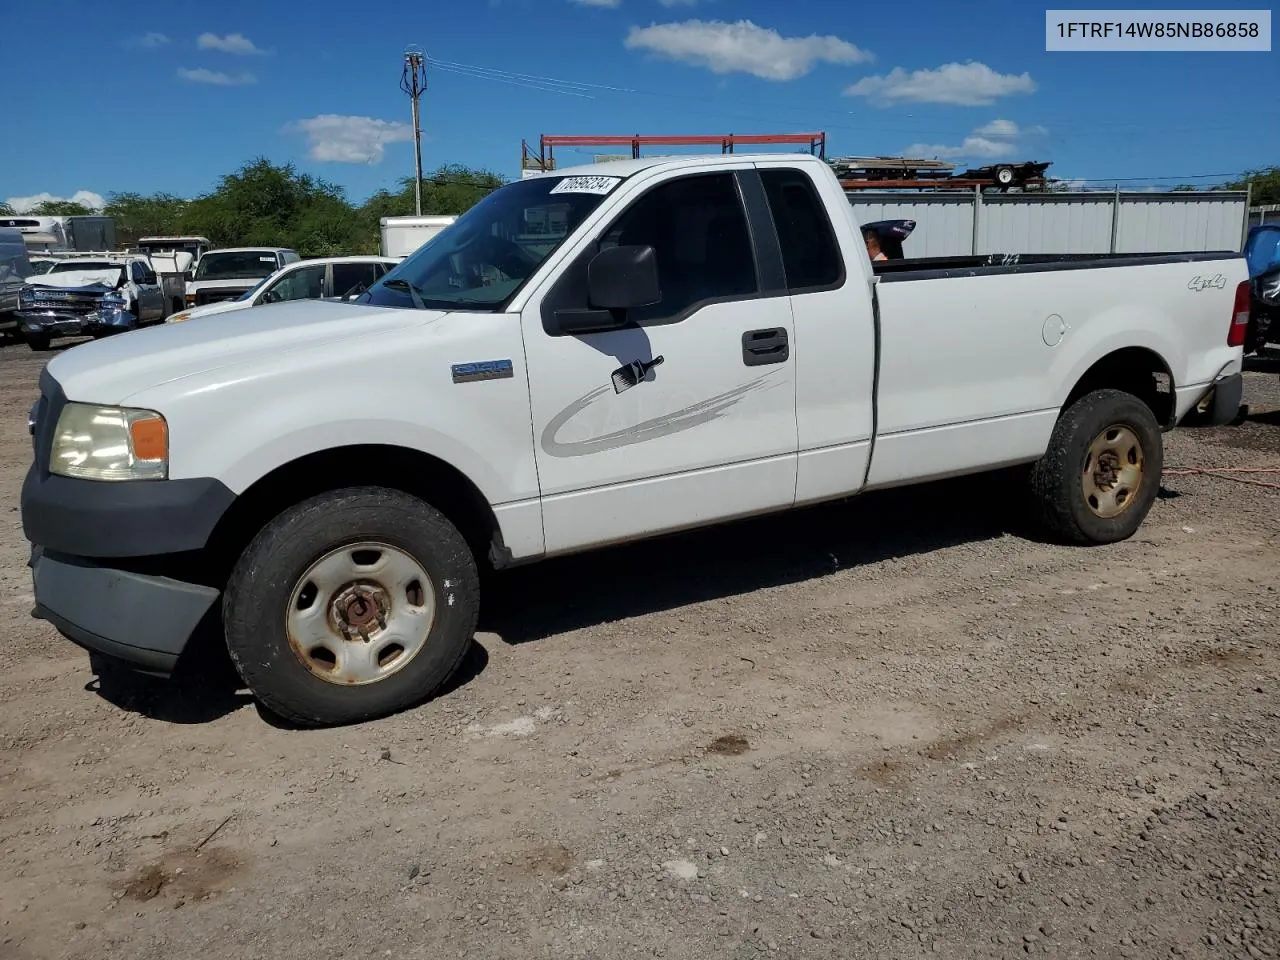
(587, 244, 661, 310)
(552, 245, 662, 336)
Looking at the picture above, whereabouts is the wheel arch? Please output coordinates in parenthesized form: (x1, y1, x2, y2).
(203, 444, 510, 585)
(1060, 346, 1176, 428)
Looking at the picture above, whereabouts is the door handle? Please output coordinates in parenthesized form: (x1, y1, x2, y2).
(741, 327, 789, 366)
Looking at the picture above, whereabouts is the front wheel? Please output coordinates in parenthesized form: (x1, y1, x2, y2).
(223, 486, 480, 726)
(1029, 388, 1163, 545)
(26, 334, 52, 352)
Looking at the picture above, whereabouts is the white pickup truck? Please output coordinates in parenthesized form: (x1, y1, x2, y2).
(22, 154, 1249, 727)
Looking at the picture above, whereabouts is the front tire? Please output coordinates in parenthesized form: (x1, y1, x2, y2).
(1030, 389, 1163, 545)
(26, 334, 52, 352)
(223, 486, 480, 727)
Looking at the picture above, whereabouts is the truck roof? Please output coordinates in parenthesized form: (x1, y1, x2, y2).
(198, 246, 293, 255)
(530, 152, 828, 181)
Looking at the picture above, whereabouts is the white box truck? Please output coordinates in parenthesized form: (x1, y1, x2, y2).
(379, 215, 457, 259)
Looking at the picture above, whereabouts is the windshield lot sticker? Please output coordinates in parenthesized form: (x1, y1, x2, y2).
(550, 176, 621, 196)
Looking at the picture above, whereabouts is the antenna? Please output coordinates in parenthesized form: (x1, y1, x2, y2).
(401, 47, 427, 216)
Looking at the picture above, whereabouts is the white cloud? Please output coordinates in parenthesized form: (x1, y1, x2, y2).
(5, 190, 106, 213)
(177, 67, 257, 86)
(903, 117, 1048, 161)
(845, 61, 1035, 106)
(973, 119, 1048, 137)
(570, 0, 620, 6)
(625, 19, 871, 81)
(197, 32, 267, 55)
(973, 118, 1018, 137)
(282, 115, 414, 164)
(126, 32, 170, 49)
(902, 136, 1015, 160)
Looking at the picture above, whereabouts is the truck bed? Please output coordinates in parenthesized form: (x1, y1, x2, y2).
(865, 250, 1246, 490)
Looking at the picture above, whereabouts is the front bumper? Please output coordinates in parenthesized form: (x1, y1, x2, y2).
(23, 367, 240, 675)
(30, 546, 219, 676)
(1178, 372, 1245, 428)
(16, 310, 86, 337)
(82, 306, 137, 335)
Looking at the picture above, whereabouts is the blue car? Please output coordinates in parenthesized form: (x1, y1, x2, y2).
(1243, 223, 1280, 356)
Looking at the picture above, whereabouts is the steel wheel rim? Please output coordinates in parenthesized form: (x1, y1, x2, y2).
(1082, 423, 1145, 519)
(286, 541, 437, 686)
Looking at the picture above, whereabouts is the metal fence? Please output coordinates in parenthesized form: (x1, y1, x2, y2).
(847, 190, 1251, 257)
(1249, 205, 1279, 229)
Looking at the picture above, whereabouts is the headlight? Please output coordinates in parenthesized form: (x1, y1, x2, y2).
(100, 292, 126, 308)
(50, 403, 168, 481)
(167, 311, 192, 323)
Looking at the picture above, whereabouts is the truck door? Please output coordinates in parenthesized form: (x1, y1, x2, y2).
(131, 261, 162, 320)
(520, 168, 799, 555)
(753, 163, 877, 505)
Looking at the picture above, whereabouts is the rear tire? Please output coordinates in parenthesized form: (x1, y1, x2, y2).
(1030, 388, 1163, 545)
(223, 486, 480, 727)
(26, 334, 52, 352)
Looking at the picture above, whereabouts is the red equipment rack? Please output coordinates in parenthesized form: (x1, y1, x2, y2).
(520, 132, 827, 173)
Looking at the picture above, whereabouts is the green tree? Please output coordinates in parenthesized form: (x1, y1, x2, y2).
(1224, 166, 1280, 205)
(360, 164, 505, 218)
(174, 157, 367, 257)
(0, 201, 13, 216)
(103, 192, 188, 243)
(29, 200, 95, 216)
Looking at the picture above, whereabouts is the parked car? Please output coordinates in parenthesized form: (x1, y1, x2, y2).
(0, 227, 36, 341)
(22, 153, 1248, 726)
(166, 256, 398, 323)
(184, 247, 300, 308)
(1243, 223, 1280, 356)
(16, 256, 166, 350)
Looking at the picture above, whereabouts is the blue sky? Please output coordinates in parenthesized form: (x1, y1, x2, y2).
(4, 0, 1276, 210)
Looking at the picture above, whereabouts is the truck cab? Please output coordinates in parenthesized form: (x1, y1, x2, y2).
(185, 247, 300, 308)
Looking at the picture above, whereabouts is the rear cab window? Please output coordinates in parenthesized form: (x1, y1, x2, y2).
(758, 168, 845, 293)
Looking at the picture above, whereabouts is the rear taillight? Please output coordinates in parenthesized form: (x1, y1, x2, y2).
(1227, 280, 1250, 348)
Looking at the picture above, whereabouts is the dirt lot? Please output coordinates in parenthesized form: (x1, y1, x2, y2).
(1, 345, 1278, 960)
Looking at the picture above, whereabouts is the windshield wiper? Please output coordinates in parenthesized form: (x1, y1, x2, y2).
(382, 277, 428, 310)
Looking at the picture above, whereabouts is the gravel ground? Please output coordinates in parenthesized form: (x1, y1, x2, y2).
(1, 345, 1277, 960)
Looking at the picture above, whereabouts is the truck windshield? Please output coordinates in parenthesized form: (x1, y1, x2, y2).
(361, 174, 620, 311)
(194, 251, 280, 281)
(0, 254, 33, 282)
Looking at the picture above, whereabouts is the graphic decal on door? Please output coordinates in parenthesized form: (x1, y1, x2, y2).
(540, 372, 781, 458)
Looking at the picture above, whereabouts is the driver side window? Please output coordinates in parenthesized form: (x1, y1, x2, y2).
(593, 172, 758, 325)
(262, 264, 324, 303)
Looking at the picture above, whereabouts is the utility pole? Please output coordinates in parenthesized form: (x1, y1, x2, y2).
(401, 47, 427, 216)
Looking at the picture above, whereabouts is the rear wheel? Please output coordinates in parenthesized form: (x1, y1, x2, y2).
(26, 334, 52, 352)
(223, 486, 480, 727)
(1030, 388, 1163, 544)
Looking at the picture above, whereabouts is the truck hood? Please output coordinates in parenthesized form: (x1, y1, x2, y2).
(47, 299, 437, 404)
(29, 270, 122, 289)
(171, 298, 251, 321)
